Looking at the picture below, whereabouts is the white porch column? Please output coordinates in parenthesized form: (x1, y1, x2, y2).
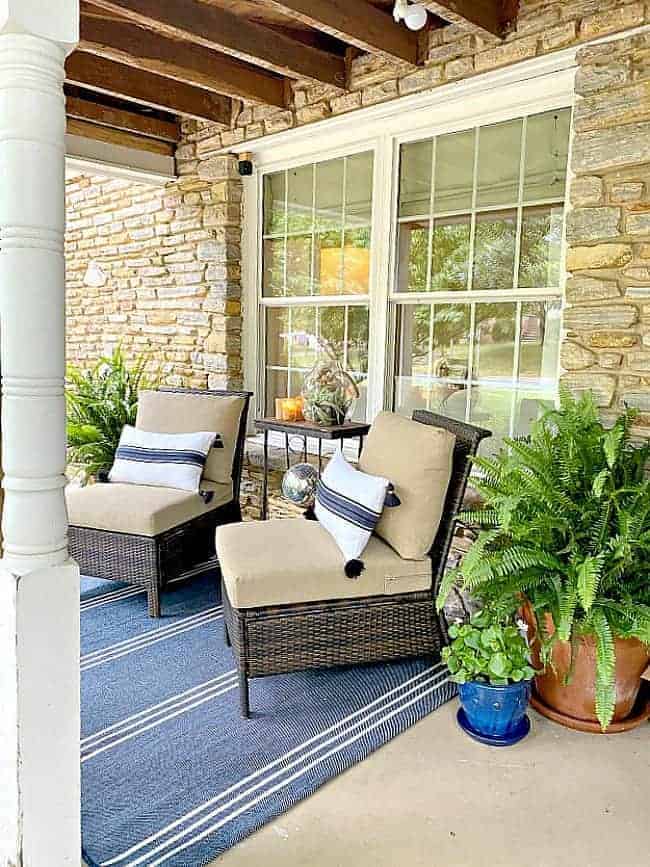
(0, 2, 80, 866)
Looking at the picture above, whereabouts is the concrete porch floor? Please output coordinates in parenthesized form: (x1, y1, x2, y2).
(213, 699, 649, 867)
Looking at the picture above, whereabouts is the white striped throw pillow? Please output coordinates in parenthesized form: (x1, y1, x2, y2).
(314, 450, 389, 579)
(109, 425, 218, 493)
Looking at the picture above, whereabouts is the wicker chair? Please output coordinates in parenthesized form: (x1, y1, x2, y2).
(68, 388, 251, 617)
(218, 411, 490, 717)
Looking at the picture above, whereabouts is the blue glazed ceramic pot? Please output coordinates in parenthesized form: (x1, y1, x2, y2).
(458, 680, 532, 743)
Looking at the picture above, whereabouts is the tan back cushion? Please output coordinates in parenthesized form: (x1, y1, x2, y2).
(359, 412, 455, 560)
(136, 390, 246, 485)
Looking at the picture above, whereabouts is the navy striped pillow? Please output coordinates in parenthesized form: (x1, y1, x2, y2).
(314, 450, 389, 579)
(109, 426, 218, 493)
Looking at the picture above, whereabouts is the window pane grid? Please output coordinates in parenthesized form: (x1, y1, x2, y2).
(262, 153, 373, 300)
(424, 136, 437, 294)
(393, 299, 562, 433)
(396, 195, 565, 222)
(509, 301, 524, 437)
(464, 302, 476, 423)
(308, 165, 316, 297)
(265, 304, 369, 418)
(261, 151, 373, 417)
(393, 108, 570, 448)
(512, 116, 528, 293)
(282, 172, 288, 294)
(396, 110, 569, 296)
(466, 127, 480, 294)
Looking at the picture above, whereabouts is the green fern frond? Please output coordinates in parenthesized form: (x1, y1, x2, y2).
(436, 566, 462, 612)
(603, 424, 624, 470)
(66, 346, 157, 479)
(590, 610, 617, 731)
(557, 588, 578, 642)
(576, 555, 604, 612)
(592, 468, 610, 499)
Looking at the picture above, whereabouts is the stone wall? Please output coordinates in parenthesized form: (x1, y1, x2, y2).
(65, 158, 242, 390)
(563, 31, 650, 429)
(176, 0, 650, 169)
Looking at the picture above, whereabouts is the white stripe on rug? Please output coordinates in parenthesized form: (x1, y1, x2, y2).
(82, 607, 223, 662)
(147, 674, 453, 867)
(148, 674, 453, 867)
(80, 560, 217, 611)
(80, 613, 224, 672)
(82, 670, 238, 749)
(81, 587, 146, 611)
(82, 677, 239, 763)
(101, 664, 447, 866)
(81, 608, 223, 672)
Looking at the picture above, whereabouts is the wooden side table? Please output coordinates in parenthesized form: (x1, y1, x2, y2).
(254, 417, 371, 520)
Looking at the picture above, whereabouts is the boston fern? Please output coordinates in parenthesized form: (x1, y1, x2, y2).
(66, 347, 154, 481)
(437, 388, 650, 730)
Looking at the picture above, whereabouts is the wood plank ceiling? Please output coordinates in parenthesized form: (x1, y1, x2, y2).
(65, 1, 519, 158)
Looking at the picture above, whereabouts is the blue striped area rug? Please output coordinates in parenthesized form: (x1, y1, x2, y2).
(81, 568, 456, 867)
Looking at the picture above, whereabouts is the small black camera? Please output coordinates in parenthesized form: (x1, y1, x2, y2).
(238, 154, 254, 176)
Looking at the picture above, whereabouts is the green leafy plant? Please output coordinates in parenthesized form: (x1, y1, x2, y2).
(66, 347, 155, 481)
(437, 388, 650, 730)
(443, 610, 537, 686)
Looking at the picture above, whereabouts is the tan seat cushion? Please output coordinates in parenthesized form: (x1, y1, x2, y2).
(359, 412, 455, 560)
(216, 519, 431, 609)
(66, 480, 232, 537)
(136, 390, 246, 486)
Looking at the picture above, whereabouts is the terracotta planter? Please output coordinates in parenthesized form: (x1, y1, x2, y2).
(523, 606, 650, 727)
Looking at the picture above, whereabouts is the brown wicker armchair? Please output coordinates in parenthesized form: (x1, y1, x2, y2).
(217, 410, 490, 717)
(68, 387, 252, 617)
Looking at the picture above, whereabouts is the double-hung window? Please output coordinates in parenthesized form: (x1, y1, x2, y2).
(253, 85, 572, 453)
(393, 108, 571, 449)
(261, 151, 373, 420)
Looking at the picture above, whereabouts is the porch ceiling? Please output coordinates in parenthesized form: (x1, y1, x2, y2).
(64, 0, 519, 157)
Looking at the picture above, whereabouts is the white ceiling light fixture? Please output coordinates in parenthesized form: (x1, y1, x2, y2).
(404, 4, 428, 31)
(393, 0, 429, 31)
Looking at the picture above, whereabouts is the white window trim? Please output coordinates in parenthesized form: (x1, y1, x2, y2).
(241, 49, 578, 438)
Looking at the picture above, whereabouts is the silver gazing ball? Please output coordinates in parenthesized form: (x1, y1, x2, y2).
(281, 462, 319, 507)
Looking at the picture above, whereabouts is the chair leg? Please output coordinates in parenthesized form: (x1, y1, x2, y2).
(239, 670, 250, 718)
(148, 583, 161, 618)
(224, 619, 231, 647)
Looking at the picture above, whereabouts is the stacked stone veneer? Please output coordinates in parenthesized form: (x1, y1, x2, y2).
(176, 1, 650, 168)
(65, 157, 242, 390)
(563, 31, 650, 428)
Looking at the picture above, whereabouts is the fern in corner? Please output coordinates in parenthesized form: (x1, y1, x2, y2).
(66, 347, 157, 481)
(439, 388, 650, 731)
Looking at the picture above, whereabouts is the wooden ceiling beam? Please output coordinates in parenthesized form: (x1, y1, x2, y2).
(66, 117, 175, 156)
(418, 1, 519, 38)
(85, 0, 347, 88)
(65, 52, 233, 125)
(265, 0, 419, 65)
(78, 13, 287, 106)
(65, 93, 180, 142)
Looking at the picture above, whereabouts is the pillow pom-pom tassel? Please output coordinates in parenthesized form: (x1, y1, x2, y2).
(384, 483, 401, 508)
(344, 559, 365, 579)
(303, 504, 317, 521)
